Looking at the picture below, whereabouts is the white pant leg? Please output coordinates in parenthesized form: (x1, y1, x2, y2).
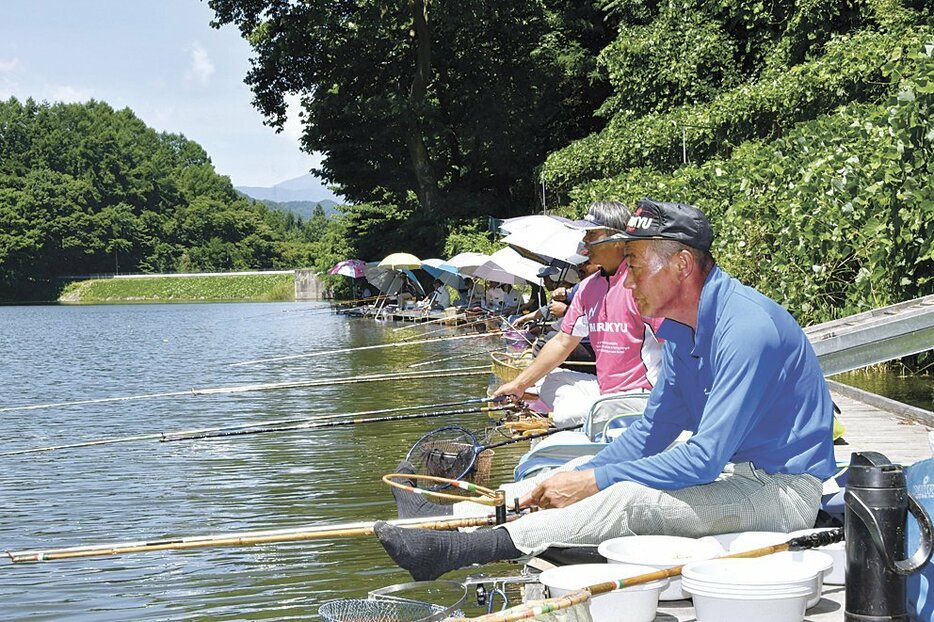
(537, 369, 601, 427)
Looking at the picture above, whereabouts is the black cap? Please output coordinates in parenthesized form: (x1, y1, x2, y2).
(620, 198, 713, 251)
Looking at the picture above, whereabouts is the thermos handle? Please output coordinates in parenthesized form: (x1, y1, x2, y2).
(898, 493, 934, 575)
(848, 491, 934, 576)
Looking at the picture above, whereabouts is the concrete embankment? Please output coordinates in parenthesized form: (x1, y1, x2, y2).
(59, 269, 327, 303)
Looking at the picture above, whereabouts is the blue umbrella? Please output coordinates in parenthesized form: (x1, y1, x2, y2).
(421, 258, 466, 289)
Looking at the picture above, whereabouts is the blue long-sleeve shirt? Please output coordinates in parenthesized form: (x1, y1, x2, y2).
(579, 266, 837, 490)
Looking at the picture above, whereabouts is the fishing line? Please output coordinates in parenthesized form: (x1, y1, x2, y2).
(407, 347, 498, 368)
(227, 331, 505, 367)
(0, 397, 501, 456)
(160, 405, 510, 442)
(391, 313, 467, 332)
(0, 366, 490, 415)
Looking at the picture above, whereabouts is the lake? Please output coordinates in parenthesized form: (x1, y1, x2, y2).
(1, 302, 930, 621)
(0, 303, 525, 621)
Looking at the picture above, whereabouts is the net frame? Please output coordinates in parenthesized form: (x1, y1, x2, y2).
(318, 597, 457, 622)
(382, 472, 500, 505)
(405, 425, 493, 488)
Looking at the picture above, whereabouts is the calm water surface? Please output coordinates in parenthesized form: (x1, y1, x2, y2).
(0, 303, 524, 621)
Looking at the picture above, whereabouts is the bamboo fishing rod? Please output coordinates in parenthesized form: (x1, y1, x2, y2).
(454, 529, 846, 622)
(0, 366, 491, 415)
(6, 514, 517, 563)
(0, 397, 504, 456)
(228, 331, 505, 367)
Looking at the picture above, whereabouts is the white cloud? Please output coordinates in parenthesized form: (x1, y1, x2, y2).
(49, 84, 93, 103)
(0, 58, 19, 72)
(186, 42, 214, 85)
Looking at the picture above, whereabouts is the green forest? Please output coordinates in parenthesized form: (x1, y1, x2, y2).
(1, 0, 931, 323)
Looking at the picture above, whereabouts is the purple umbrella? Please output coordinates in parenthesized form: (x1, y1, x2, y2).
(328, 259, 367, 278)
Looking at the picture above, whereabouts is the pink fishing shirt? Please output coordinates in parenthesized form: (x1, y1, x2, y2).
(560, 265, 663, 394)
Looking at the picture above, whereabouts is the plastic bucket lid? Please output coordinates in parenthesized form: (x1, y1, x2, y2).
(598, 535, 722, 567)
(683, 558, 819, 587)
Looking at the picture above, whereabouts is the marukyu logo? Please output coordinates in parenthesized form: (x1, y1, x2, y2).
(626, 215, 654, 231)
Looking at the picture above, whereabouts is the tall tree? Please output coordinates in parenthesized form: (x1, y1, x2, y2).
(208, 0, 612, 222)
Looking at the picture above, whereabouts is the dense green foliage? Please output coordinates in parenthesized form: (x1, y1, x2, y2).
(208, 0, 614, 247)
(0, 99, 319, 300)
(60, 273, 294, 303)
(535, 1, 932, 323)
(572, 46, 933, 324)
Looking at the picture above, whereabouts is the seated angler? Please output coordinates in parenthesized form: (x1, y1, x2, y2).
(494, 200, 663, 427)
(418, 279, 451, 310)
(375, 198, 837, 582)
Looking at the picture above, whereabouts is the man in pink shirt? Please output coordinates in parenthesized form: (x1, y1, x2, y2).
(494, 201, 662, 426)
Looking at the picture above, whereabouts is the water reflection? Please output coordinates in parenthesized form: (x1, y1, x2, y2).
(0, 303, 518, 620)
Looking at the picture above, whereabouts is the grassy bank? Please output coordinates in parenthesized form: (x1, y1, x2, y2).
(59, 274, 295, 303)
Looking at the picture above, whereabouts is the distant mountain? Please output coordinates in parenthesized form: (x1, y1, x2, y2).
(236, 173, 343, 204)
(260, 199, 341, 220)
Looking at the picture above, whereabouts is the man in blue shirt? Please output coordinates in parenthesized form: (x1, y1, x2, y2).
(375, 199, 837, 581)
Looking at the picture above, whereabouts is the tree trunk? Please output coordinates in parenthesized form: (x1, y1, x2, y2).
(406, 0, 441, 212)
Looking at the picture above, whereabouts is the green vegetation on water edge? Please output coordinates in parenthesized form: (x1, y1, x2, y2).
(59, 274, 295, 303)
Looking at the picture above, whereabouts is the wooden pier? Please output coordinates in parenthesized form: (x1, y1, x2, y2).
(668, 388, 931, 621)
(527, 387, 934, 621)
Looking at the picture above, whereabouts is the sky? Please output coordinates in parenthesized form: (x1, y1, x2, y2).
(0, 0, 320, 188)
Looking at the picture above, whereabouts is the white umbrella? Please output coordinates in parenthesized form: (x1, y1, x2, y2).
(378, 252, 422, 271)
(474, 247, 546, 285)
(421, 258, 466, 289)
(447, 252, 491, 276)
(364, 263, 425, 295)
(501, 215, 587, 265)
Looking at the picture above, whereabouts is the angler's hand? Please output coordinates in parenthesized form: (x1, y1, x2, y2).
(492, 379, 526, 402)
(548, 301, 568, 318)
(519, 470, 598, 510)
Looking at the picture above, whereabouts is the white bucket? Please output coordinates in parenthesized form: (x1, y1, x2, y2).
(769, 550, 834, 608)
(539, 563, 668, 622)
(699, 530, 789, 553)
(598, 535, 722, 601)
(698, 530, 836, 608)
(790, 527, 846, 585)
(682, 558, 816, 622)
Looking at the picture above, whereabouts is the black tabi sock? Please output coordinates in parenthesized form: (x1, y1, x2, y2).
(391, 460, 453, 520)
(374, 521, 522, 581)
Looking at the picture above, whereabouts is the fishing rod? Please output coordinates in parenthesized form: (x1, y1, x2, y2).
(410, 314, 505, 340)
(407, 347, 497, 368)
(454, 529, 847, 622)
(228, 331, 505, 367)
(160, 404, 510, 443)
(6, 513, 518, 563)
(331, 294, 382, 306)
(0, 397, 502, 457)
(0, 366, 491, 415)
(391, 312, 467, 332)
(497, 315, 536, 347)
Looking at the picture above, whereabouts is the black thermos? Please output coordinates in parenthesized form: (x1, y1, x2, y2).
(845, 451, 933, 622)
